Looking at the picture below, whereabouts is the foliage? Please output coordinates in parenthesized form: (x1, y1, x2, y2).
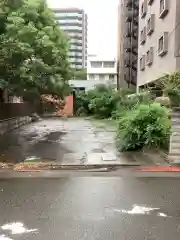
(75, 86, 139, 118)
(155, 70, 180, 106)
(72, 68, 87, 80)
(0, 0, 71, 100)
(86, 85, 118, 118)
(112, 91, 153, 119)
(116, 103, 171, 151)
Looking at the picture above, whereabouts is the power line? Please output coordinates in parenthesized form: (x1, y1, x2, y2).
(154, 20, 180, 54)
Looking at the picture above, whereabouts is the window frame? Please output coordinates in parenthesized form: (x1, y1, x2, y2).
(140, 26, 146, 45)
(147, 14, 155, 35)
(158, 32, 168, 56)
(159, 0, 169, 19)
(146, 47, 153, 66)
(140, 55, 145, 71)
(141, 0, 147, 18)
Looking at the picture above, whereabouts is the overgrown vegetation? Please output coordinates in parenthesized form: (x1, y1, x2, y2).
(116, 103, 171, 151)
(75, 85, 135, 118)
(155, 70, 180, 106)
(0, 0, 71, 101)
(72, 68, 87, 80)
(75, 83, 171, 152)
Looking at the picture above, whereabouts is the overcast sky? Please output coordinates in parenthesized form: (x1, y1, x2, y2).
(47, 0, 119, 58)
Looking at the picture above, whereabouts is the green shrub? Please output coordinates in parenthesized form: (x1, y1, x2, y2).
(88, 88, 117, 118)
(155, 70, 180, 106)
(112, 91, 153, 119)
(75, 91, 93, 115)
(75, 84, 118, 118)
(116, 103, 171, 151)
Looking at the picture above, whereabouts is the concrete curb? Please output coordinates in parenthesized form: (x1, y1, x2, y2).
(0, 162, 142, 172)
(49, 163, 142, 170)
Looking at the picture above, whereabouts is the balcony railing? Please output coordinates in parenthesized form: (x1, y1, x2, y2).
(126, 0, 139, 9)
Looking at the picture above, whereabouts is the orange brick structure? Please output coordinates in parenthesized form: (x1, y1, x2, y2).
(56, 95, 73, 117)
(41, 94, 74, 117)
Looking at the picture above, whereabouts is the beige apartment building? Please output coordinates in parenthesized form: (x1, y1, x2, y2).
(117, 0, 139, 88)
(137, 0, 180, 88)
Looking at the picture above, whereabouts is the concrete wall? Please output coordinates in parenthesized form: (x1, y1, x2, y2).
(137, 0, 177, 86)
(0, 116, 32, 135)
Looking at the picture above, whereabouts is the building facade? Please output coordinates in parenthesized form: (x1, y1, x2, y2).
(53, 8, 88, 70)
(117, 0, 139, 88)
(87, 55, 117, 88)
(137, 0, 180, 87)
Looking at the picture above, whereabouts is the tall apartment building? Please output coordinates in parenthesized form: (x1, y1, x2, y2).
(137, 0, 180, 88)
(117, 0, 139, 88)
(53, 8, 88, 70)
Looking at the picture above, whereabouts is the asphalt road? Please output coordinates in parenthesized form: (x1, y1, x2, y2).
(0, 177, 180, 240)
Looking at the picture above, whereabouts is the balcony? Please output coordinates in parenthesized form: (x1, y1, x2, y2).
(126, 0, 132, 7)
(125, 16, 132, 22)
(124, 61, 137, 71)
(124, 74, 137, 86)
(125, 32, 137, 40)
(124, 61, 131, 68)
(125, 44, 138, 54)
(126, 0, 139, 9)
(125, 15, 138, 25)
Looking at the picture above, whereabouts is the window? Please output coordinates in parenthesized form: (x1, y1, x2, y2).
(90, 61, 102, 68)
(103, 61, 115, 68)
(55, 12, 83, 18)
(140, 27, 146, 44)
(140, 55, 145, 71)
(146, 47, 153, 66)
(159, 0, 168, 19)
(141, 0, 147, 18)
(158, 32, 168, 56)
(159, 36, 164, 51)
(60, 25, 82, 31)
(147, 14, 155, 35)
(160, 0, 165, 13)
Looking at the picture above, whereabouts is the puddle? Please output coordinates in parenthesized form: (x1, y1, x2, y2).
(1, 222, 38, 235)
(111, 205, 170, 217)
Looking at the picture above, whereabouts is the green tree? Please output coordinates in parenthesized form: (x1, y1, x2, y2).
(0, 0, 71, 101)
(72, 68, 87, 80)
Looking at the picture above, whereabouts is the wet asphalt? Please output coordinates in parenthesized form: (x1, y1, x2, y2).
(0, 177, 180, 240)
(0, 118, 132, 165)
(0, 118, 167, 166)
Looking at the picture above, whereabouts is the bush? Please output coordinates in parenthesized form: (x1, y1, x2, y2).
(112, 91, 153, 119)
(75, 90, 95, 115)
(75, 85, 119, 118)
(155, 70, 180, 106)
(88, 87, 117, 118)
(116, 103, 171, 151)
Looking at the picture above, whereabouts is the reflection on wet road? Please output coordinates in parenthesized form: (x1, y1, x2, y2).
(0, 118, 119, 164)
(0, 177, 180, 240)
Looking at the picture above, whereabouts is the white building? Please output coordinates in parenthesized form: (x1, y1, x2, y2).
(87, 55, 117, 87)
(69, 79, 102, 91)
